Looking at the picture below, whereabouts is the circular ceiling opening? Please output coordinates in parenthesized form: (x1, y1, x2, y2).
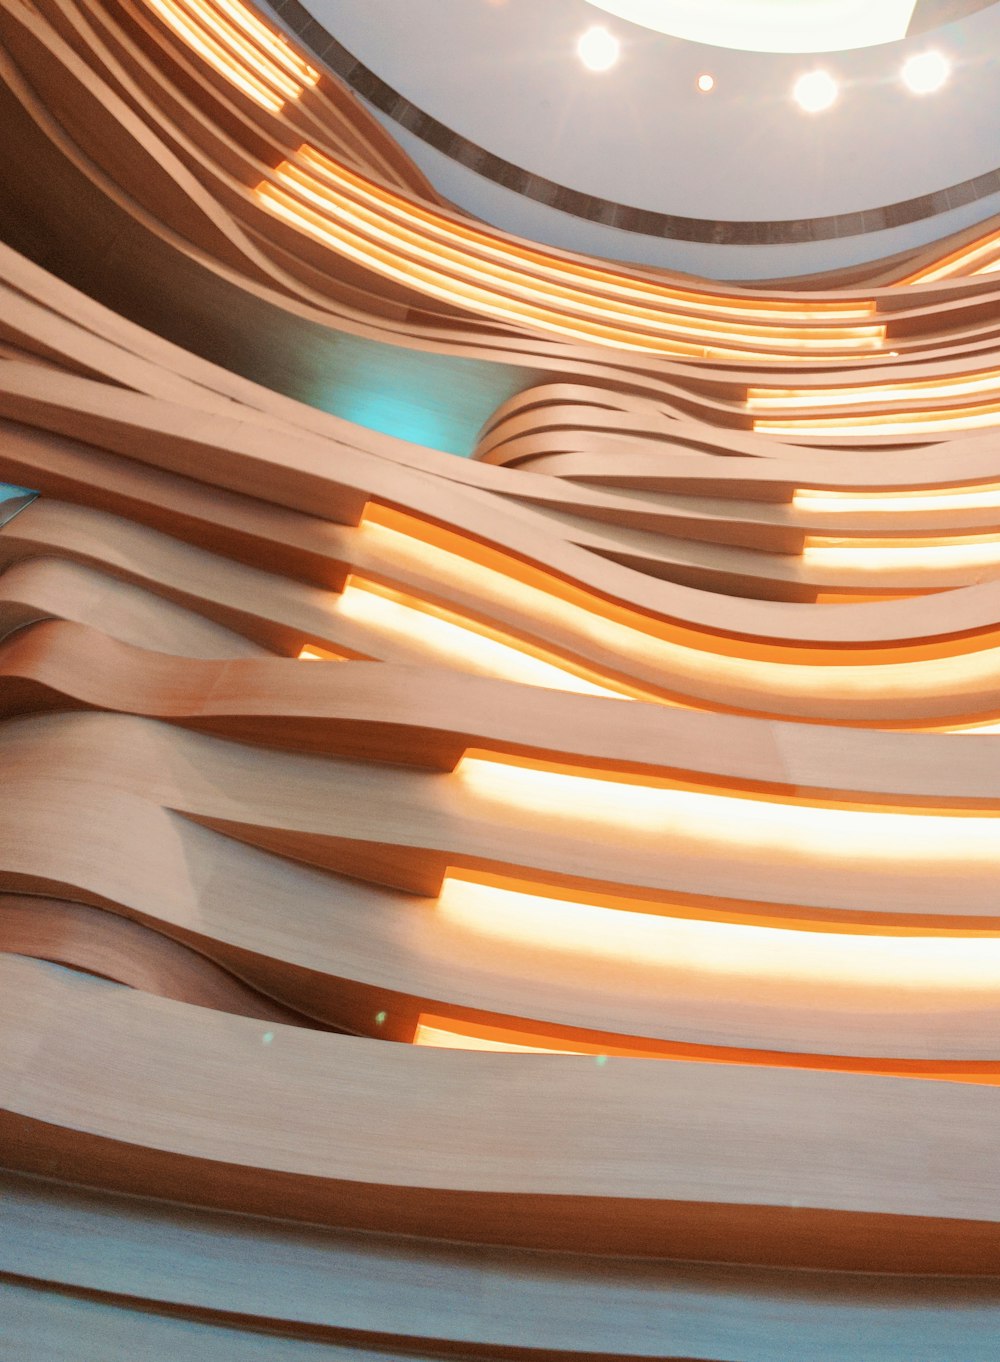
(584, 0, 997, 53)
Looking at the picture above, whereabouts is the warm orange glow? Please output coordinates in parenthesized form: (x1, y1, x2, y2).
(413, 1016, 840, 1064)
(273, 161, 880, 354)
(811, 590, 925, 604)
(437, 870, 1000, 987)
(415, 1015, 665, 1057)
(354, 505, 1000, 711)
(297, 645, 344, 661)
(252, 148, 886, 362)
(456, 751, 1000, 868)
(803, 534, 1000, 572)
(754, 405, 1000, 436)
(413, 1009, 1000, 1085)
(897, 227, 1000, 283)
(794, 484, 1000, 514)
(145, 0, 284, 110)
(292, 145, 879, 329)
(256, 181, 841, 362)
(143, 0, 317, 111)
(212, 0, 319, 84)
(172, 0, 301, 99)
(414, 1019, 582, 1053)
(280, 168, 838, 353)
(749, 368, 1000, 436)
(749, 368, 1000, 412)
(257, 182, 712, 359)
(334, 575, 637, 698)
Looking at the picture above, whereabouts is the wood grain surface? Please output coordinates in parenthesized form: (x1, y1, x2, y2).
(2, 1, 1000, 1356)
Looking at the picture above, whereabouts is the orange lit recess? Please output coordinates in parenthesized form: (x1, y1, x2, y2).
(749, 370, 1000, 435)
(414, 1017, 585, 1054)
(754, 405, 1000, 437)
(898, 227, 1000, 284)
(297, 644, 344, 661)
(794, 484, 1000, 514)
(415, 1015, 681, 1058)
(254, 148, 885, 361)
(438, 871, 1000, 988)
(143, 0, 317, 112)
(290, 147, 875, 327)
(749, 369, 1000, 413)
(355, 505, 1000, 710)
(414, 1010, 1000, 1085)
(455, 751, 1000, 869)
(334, 574, 638, 698)
(803, 534, 1000, 572)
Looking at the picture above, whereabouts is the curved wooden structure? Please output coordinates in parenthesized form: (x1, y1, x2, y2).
(3, 2, 1000, 1356)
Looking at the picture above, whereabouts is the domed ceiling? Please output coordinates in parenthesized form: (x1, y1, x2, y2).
(282, 0, 1000, 278)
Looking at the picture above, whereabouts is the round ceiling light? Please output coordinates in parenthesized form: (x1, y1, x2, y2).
(577, 25, 620, 71)
(902, 50, 950, 95)
(697, 73, 715, 92)
(793, 69, 838, 113)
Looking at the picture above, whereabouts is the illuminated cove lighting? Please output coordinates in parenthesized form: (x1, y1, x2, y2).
(289, 147, 877, 326)
(143, 0, 318, 112)
(354, 504, 1000, 712)
(749, 369, 1000, 412)
(583, 0, 918, 54)
(287, 150, 877, 327)
(899, 226, 1000, 283)
(803, 534, 1000, 572)
(414, 1018, 583, 1054)
(749, 371, 1000, 435)
(334, 575, 638, 699)
(297, 644, 344, 660)
(793, 484, 1000, 514)
(254, 150, 885, 361)
(411, 1011, 1000, 1084)
(456, 752, 1000, 869)
(754, 406, 1000, 437)
(437, 872, 1000, 989)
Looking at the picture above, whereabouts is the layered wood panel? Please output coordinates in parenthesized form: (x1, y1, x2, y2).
(2, 1, 1000, 1357)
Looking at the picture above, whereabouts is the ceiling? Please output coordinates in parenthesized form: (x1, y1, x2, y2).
(584, 1, 994, 53)
(285, 0, 1000, 278)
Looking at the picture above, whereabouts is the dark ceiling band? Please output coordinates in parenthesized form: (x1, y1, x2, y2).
(269, 0, 1000, 246)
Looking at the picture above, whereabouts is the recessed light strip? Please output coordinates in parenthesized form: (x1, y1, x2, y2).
(274, 163, 878, 348)
(293, 145, 882, 330)
(456, 752, 1000, 867)
(212, 0, 319, 84)
(172, 0, 302, 100)
(142, 0, 318, 111)
(351, 505, 1000, 711)
(793, 485, 1000, 514)
(334, 575, 643, 699)
(749, 369, 1000, 413)
(144, 0, 285, 110)
(803, 534, 1000, 572)
(754, 405, 1000, 436)
(437, 871, 1000, 987)
(257, 162, 884, 359)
